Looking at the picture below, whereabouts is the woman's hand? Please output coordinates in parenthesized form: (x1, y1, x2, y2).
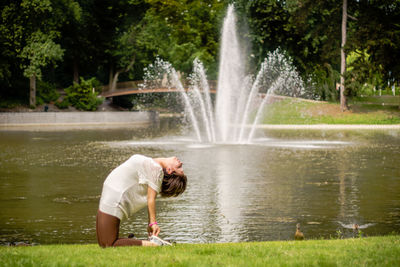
(147, 224, 160, 237)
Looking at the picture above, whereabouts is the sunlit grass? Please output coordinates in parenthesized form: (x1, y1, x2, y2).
(0, 236, 399, 266)
(261, 98, 400, 124)
(352, 95, 400, 105)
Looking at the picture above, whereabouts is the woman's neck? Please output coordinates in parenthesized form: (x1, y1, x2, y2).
(153, 158, 166, 169)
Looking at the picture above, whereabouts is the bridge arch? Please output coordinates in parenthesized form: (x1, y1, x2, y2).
(100, 80, 217, 98)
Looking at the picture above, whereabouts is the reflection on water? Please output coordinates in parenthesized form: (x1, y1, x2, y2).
(0, 122, 399, 244)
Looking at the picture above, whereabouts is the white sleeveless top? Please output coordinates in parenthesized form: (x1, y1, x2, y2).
(99, 154, 163, 220)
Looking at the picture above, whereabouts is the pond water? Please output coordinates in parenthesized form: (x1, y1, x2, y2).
(1, 120, 399, 245)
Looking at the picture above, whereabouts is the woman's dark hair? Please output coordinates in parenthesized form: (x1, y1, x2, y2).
(160, 172, 187, 197)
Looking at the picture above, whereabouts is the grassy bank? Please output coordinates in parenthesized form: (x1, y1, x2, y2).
(1, 236, 399, 266)
(262, 98, 400, 124)
(352, 95, 400, 105)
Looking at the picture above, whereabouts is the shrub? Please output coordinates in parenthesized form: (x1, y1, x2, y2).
(0, 97, 24, 109)
(307, 65, 340, 102)
(65, 77, 104, 111)
(54, 98, 69, 109)
(36, 81, 60, 105)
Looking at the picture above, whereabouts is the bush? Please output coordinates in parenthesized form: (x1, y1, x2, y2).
(0, 97, 24, 109)
(307, 65, 340, 102)
(357, 83, 376, 96)
(54, 98, 69, 109)
(64, 77, 104, 111)
(36, 81, 60, 105)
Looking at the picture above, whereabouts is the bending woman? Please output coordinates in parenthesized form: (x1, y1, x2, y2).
(96, 154, 187, 247)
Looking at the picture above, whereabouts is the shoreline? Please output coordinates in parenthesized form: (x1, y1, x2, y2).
(1, 111, 400, 131)
(1, 124, 400, 132)
(0, 122, 153, 131)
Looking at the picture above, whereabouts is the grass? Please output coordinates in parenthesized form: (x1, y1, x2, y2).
(261, 98, 400, 124)
(352, 95, 400, 105)
(0, 236, 399, 266)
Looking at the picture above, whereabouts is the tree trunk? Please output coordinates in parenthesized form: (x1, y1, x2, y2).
(340, 0, 348, 111)
(73, 59, 79, 84)
(29, 75, 36, 108)
(110, 57, 135, 92)
(109, 64, 114, 91)
(111, 71, 120, 92)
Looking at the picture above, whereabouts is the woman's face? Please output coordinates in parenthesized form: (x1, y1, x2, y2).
(166, 156, 184, 176)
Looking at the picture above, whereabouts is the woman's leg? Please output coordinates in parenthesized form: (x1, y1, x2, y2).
(96, 210, 144, 247)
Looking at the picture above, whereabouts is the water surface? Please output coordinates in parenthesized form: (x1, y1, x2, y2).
(1, 123, 399, 244)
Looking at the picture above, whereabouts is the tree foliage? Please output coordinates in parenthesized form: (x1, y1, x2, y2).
(20, 30, 64, 80)
(350, 0, 400, 83)
(133, 0, 225, 77)
(0, 0, 73, 104)
(0, 0, 399, 106)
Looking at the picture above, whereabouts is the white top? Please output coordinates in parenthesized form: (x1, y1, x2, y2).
(99, 154, 163, 220)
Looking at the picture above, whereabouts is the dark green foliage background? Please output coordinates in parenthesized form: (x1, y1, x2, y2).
(1, 0, 399, 106)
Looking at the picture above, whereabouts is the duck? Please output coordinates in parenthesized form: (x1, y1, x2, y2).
(338, 222, 375, 230)
(295, 223, 305, 240)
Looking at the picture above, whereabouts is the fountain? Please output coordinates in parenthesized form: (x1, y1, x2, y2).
(3, 5, 398, 247)
(142, 5, 308, 144)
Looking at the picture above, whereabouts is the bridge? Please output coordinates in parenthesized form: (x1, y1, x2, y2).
(100, 80, 217, 98)
(99, 80, 285, 100)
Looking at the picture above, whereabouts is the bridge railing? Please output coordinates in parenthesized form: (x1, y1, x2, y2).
(102, 81, 145, 92)
(100, 80, 301, 101)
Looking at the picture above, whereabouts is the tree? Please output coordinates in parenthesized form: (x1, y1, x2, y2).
(73, 0, 150, 89)
(350, 0, 400, 84)
(136, 0, 226, 77)
(236, 0, 291, 69)
(340, 0, 348, 111)
(0, 1, 31, 99)
(0, 0, 74, 106)
(2, 0, 399, 107)
(56, 0, 85, 84)
(105, 0, 149, 90)
(238, 0, 344, 96)
(20, 31, 64, 106)
(109, 26, 138, 91)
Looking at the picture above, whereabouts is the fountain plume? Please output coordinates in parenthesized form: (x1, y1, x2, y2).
(215, 5, 245, 142)
(142, 5, 305, 144)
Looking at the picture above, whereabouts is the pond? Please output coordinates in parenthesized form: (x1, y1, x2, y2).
(0, 119, 399, 245)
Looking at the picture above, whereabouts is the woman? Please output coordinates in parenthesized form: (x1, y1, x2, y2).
(96, 154, 187, 247)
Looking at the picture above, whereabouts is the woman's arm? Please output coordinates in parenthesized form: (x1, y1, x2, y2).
(147, 186, 160, 236)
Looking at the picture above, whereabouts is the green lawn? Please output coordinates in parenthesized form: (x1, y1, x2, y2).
(261, 98, 400, 124)
(352, 95, 400, 105)
(1, 236, 399, 266)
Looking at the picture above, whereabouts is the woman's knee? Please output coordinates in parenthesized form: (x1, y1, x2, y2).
(96, 210, 120, 248)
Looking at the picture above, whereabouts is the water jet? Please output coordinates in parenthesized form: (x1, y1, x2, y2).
(143, 5, 307, 144)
